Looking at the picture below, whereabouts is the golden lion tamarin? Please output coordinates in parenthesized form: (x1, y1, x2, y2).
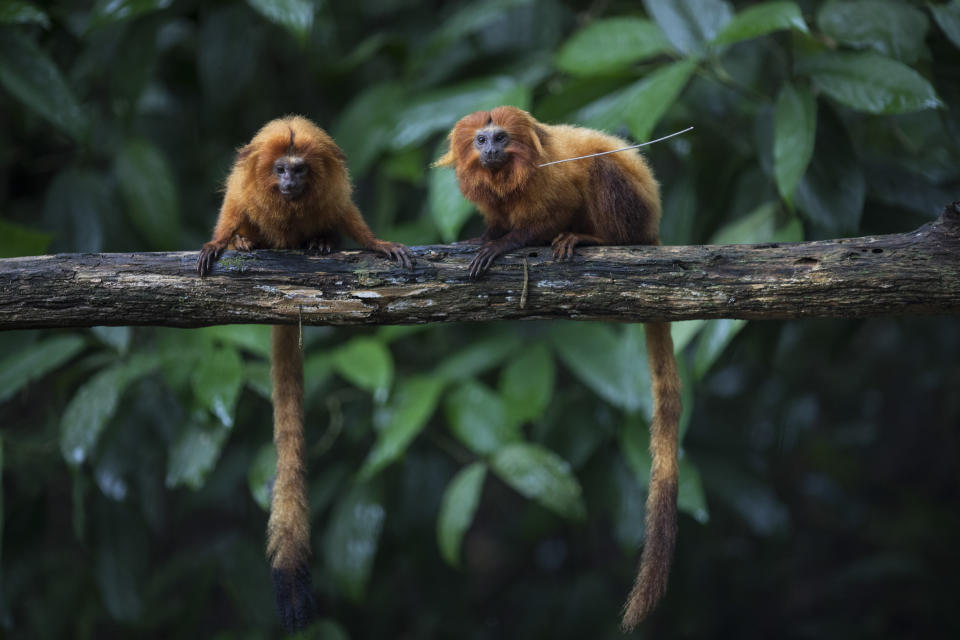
(197, 115, 413, 630)
(435, 106, 681, 630)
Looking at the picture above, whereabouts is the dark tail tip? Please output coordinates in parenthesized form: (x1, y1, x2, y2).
(272, 564, 316, 632)
(620, 478, 678, 631)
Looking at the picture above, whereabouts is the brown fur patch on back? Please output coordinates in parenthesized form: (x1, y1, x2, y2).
(588, 156, 659, 245)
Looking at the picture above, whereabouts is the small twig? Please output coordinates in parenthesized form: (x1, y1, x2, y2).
(520, 258, 529, 309)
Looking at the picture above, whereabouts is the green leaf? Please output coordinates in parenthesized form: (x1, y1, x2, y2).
(114, 139, 181, 249)
(333, 83, 406, 176)
(677, 356, 695, 441)
(198, 325, 272, 359)
(498, 343, 555, 425)
(576, 59, 697, 142)
(244, 362, 272, 400)
(0, 335, 85, 405)
(0, 30, 87, 140)
(671, 320, 706, 353)
(434, 333, 523, 382)
(95, 504, 147, 621)
(165, 416, 228, 490)
(792, 113, 865, 235)
(87, 0, 173, 29)
(620, 413, 652, 486)
(490, 443, 586, 521)
(304, 352, 334, 397)
(429, 165, 474, 243)
(246, 0, 315, 43)
(711, 201, 803, 245)
(301, 619, 352, 640)
(643, 0, 733, 56)
(430, 0, 536, 44)
(377, 325, 429, 344)
(392, 76, 531, 150)
(556, 17, 671, 76)
(0, 1, 50, 27)
(90, 327, 131, 354)
(247, 442, 277, 511)
(609, 458, 645, 550)
(0, 435, 4, 570)
(0, 218, 52, 258)
(42, 169, 111, 253)
(60, 354, 164, 466)
(817, 0, 929, 64)
(333, 337, 394, 398)
(693, 319, 747, 379)
(444, 381, 520, 455)
(198, 7, 258, 107)
(677, 456, 709, 523)
(322, 483, 386, 601)
(552, 323, 652, 416)
(930, 1, 960, 49)
(437, 462, 487, 567)
(797, 52, 942, 114)
(698, 455, 788, 534)
(191, 346, 244, 428)
(385, 146, 426, 185)
(410, 0, 538, 75)
(359, 376, 445, 480)
(713, 1, 808, 45)
(773, 83, 817, 203)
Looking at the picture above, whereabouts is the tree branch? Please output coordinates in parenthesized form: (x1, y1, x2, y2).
(2, 204, 958, 330)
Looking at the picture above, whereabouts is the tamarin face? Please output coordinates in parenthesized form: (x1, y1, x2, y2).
(272, 155, 309, 200)
(473, 127, 510, 170)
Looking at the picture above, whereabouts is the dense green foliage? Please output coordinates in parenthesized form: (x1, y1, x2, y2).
(1, 1, 959, 638)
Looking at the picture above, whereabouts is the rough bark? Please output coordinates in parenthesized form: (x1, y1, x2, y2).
(1, 203, 958, 330)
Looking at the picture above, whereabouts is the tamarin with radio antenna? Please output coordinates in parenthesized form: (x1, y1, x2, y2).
(435, 106, 681, 630)
(198, 115, 413, 630)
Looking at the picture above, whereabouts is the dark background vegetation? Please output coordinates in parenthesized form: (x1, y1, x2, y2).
(1, 0, 959, 638)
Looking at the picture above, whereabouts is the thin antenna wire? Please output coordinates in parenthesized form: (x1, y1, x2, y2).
(537, 126, 694, 168)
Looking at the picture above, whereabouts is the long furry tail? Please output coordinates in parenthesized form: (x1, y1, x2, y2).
(622, 322, 682, 631)
(267, 325, 315, 631)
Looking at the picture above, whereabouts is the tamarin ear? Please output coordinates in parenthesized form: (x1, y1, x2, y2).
(432, 147, 455, 168)
(235, 143, 254, 160)
(530, 124, 549, 159)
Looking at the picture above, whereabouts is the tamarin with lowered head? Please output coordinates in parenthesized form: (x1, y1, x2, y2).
(197, 115, 413, 630)
(435, 106, 681, 630)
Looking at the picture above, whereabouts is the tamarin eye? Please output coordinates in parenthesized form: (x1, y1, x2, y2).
(476, 135, 486, 145)
(275, 165, 286, 176)
(494, 132, 506, 143)
(293, 164, 307, 176)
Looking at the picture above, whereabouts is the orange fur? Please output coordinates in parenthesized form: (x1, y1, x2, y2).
(436, 106, 682, 629)
(196, 116, 412, 631)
